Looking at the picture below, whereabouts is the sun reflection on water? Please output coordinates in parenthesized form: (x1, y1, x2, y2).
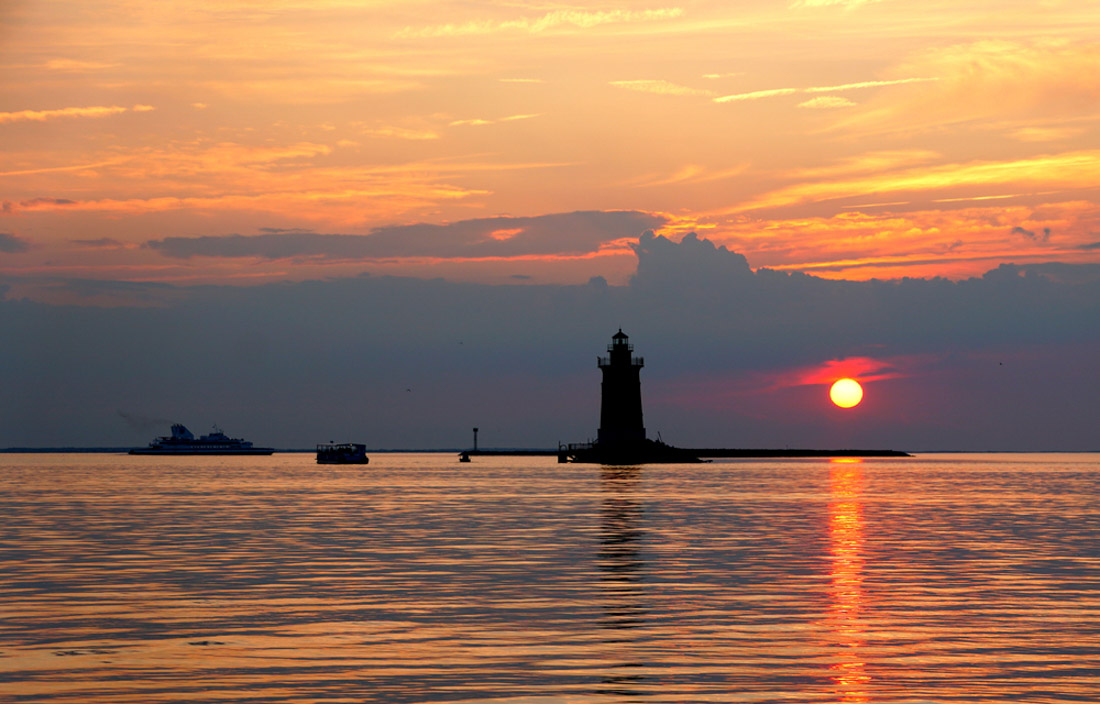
(828, 457, 870, 703)
(5, 453, 1100, 702)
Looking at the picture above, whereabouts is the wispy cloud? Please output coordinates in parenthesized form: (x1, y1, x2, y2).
(3, 197, 75, 212)
(798, 96, 856, 109)
(931, 193, 1038, 204)
(71, 238, 128, 250)
(805, 77, 938, 93)
(450, 114, 541, 127)
(828, 40, 1100, 134)
(3, 186, 486, 219)
(43, 58, 116, 72)
(733, 150, 1100, 213)
(0, 105, 154, 124)
(790, 0, 887, 8)
(715, 77, 934, 106)
(628, 164, 750, 187)
(396, 8, 683, 38)
(360, 126, 440, 140)
(714, 88, 799, 103)
(789, 150, 941, 179)
(1, 147, 575, 226)
(1009, 125, 1085, 142)
(705, 198, 1100, 281)
(0, 159, 127, 177)
(611, 80, 716, 97)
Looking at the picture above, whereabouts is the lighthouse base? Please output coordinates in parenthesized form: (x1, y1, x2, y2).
(558, 438, 704, 465)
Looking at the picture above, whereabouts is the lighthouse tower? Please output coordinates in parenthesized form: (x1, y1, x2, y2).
(560, 330, 700, 463)
(597, 329, 646, 448)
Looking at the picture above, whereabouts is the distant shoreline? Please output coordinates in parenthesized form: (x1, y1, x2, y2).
(2, 447, 1096, 455)
(0, 447, 466, 454)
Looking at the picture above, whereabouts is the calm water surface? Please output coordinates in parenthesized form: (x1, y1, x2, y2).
(1, 452, 1098, 703)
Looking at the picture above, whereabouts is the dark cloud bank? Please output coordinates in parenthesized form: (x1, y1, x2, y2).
(3, 232, 1098, 450)
(147, 211, 666, 260)
(0, 233, 30, 253)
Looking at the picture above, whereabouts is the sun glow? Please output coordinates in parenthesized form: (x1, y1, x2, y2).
(830, 378, 864, 408)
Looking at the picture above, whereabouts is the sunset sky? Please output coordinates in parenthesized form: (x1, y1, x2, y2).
(3, 0, 1099, 294)
(2, 1, 1098, 449)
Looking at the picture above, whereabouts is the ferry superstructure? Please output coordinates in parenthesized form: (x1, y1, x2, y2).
(129, 424, 274, 455)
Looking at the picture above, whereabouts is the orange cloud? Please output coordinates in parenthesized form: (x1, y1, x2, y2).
(714, 87, 799, 103)
(804, 77, 937, 93)
(711, 78, 936, 106)
(626, 163, 750, 188)
(0, 159, 126, 177)
(611, 80, 716, 97)
(395, 8, 684, 38)
(787, 150, 941, 179)
(729, 150, 1100, 213)
(6, 186, 486, 221)
(1009, 125, 1086, 142)
(449, 114, 539, 126)
(359, 126, 440, 140)
(829, 40, 1100, 134)
(0, 105, 129, 123)
(43, 58, 116, 71)
(791, 0, 886, 7)
(798, 96, 855, 109)
(706, 199, 1100, 280)
(2, 124, 585, 228)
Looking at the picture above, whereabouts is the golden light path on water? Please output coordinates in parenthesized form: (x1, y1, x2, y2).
(827, 458, 869, 702)
(1, 452, 1099, 702)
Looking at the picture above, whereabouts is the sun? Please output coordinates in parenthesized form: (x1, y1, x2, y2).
(829, 378, 864, 408)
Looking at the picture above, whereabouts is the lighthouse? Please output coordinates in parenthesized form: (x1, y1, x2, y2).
(560, 330, 701, 464)
(598, 329, 646, 448)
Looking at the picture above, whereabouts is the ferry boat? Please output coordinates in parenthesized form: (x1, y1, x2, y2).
(129, 424, 274, 455)
(316, 442, 369, 464)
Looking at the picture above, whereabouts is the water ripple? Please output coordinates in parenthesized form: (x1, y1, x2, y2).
(1, 452, 1098, 702)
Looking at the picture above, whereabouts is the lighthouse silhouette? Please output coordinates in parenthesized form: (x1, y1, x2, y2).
(598, 329, 647, 447)
(560, 330, 701, 464)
